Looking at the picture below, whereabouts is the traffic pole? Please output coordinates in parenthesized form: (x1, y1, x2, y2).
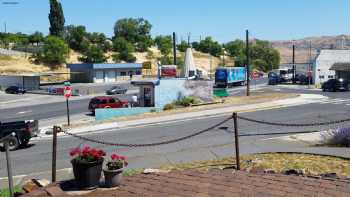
(232, 112, 240, 170)
(246, 30, 250, 96)
(66, 98, 70, 126)
(5, 140, 14, 197)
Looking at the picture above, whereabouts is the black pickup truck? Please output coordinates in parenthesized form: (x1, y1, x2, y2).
(0, 120, 39, 150)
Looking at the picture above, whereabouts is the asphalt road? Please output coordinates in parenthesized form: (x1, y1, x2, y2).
(0, 94, 132, 123)
(0, 78, 268, 123)
(1, 99, 350, 178)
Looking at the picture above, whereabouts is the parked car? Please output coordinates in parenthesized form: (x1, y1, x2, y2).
(5, 86, 26, 94)
(322, 78, 350, 92)
(268, 72, 280, 85)
(106, 86, 128, 95)
(296, 74, 313, 85)
(88, 96, 129, 114)
(0, 120, 39, 150)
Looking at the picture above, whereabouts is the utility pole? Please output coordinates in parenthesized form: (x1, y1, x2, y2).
(246, 30, 250, 96)
(173, 32, 177, 65)
(4, 22, 6, 33)
(292, 41, 296, 84)
(308, 41, 312, 88)
(210, 54, 212, 80)
(187, 32, 191, 46)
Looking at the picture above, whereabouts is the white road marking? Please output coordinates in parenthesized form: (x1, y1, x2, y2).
(16, 110, 32, 114)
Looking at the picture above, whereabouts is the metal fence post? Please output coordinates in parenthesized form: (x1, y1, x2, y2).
(52, 126, 59, 183)
(232, 112, 240, 170)
(5, 140, 14, 197)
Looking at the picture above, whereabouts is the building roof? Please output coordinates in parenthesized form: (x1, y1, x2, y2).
(317, 50, 350, 62)
(131, 79, 160, 86)
(67, 63, 142, 70)
(330, 62, 350, 71)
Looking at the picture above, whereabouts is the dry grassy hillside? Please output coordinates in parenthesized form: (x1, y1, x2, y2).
(0, 48, 228, 79)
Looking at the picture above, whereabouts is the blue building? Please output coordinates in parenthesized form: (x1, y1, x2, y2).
(67, 63, 142, 83)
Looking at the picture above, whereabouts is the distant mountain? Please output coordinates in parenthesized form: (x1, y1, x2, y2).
(271, 35, 350, 64)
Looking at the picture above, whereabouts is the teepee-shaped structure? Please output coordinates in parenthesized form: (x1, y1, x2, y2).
(184, 48, 197, 78)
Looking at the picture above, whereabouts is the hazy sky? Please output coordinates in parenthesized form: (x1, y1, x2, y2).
(1, 0, 350, 42)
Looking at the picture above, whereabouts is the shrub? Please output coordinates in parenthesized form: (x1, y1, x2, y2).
(163, 103, 176, 111)
(175, 96, 199, 107)
(322, 127, 350, 147)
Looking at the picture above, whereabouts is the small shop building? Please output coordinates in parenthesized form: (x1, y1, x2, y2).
(67, 63, 142, 83)
(313, 50, 350, 85)
(131, 78, 213, 108)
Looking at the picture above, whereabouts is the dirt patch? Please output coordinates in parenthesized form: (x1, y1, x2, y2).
(160, 153, 350, 177)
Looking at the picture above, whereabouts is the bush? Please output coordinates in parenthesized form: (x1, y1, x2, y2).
(322, 127, 350, 147)
(163, 103, 176, 111)
(175, 96, 199, 107)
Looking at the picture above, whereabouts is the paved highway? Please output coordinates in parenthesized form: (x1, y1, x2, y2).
(0, 78, 268, 123)
(1, 99, 349, 178)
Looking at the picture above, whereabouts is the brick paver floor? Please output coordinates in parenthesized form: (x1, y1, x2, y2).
(80, 169, 350, 197)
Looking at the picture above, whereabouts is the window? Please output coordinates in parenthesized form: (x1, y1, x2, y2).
(109, 98, 115, 103)
(319, 75, 325, 79)
(328, 75, 334, 79)
(136, 70, 141, 75)
(120, 72, 126, 76)
(100, 99, 107, 104)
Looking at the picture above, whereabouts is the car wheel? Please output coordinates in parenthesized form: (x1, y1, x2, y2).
(20, 139, 30, 148)
(7, 136, 19, 151)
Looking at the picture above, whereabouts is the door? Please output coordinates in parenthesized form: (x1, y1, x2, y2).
(144, 87, 153, 107)
(106, 70, 116, 83)
(95, 71, 104, 83)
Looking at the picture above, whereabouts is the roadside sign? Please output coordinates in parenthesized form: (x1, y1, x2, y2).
(142, 61, 152, 69)
(64, 86, 72, 99)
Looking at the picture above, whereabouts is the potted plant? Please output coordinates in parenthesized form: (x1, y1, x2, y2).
(69, 146, 106, 189)
(103, 153, 128, 188)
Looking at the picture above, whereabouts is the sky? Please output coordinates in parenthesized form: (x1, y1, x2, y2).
(1, 0, 350, 42)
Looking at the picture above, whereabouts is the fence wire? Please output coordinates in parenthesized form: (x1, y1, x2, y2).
(62, 116, 232, 147)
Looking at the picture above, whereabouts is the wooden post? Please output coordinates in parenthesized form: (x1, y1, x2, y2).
(5, 140, 14, 197)
(52, 126, 59, 182)
(232, 112, 240, 170)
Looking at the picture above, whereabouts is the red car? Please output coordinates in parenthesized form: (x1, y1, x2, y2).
(88, 96, 129, 114)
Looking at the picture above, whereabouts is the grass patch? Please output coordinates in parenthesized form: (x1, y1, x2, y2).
(160, 153, 350, 177)
(0, 55, 13, 61)
(0, 186, 21, 197)
(123, 168, 144, 177)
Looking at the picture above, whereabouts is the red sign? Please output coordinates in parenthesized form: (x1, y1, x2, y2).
(64, 86, 72, 99)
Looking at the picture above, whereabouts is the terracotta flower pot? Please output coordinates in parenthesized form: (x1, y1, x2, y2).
(103, 168, 124, 188)
(71, 158, 103, 190)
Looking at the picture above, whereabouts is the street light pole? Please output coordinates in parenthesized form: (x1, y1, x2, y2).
(292, 41, 296, 84)
(246, 30, 250, 96)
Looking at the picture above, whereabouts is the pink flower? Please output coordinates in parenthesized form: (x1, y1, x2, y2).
(111, 154, 120, 161)
(69, 147, 81, 157)
(120, 156, 127, 161)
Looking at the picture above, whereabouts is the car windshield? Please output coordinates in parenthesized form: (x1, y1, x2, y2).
(90, 98, 100, 104)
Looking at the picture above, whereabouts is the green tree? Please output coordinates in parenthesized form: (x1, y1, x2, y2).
(154, 35, 172, 56)
(79, 45, 107, 63)
(28, 32, 44, 45)
(112, 37, 136, 63)
(177, 41, 189, 52)
(48, 0, 65, 37)
(197, 37, 222, 57)
(40, 36, 69, 65)
(191, 41, 200, 51)
(113, 18, 153, 52)
(63, 25, 88, 51)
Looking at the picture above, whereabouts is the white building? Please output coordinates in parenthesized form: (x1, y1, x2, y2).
(314, 50, 350, 85)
